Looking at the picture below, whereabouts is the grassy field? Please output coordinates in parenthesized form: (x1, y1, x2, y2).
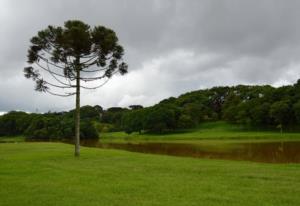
(0, 136, 25, 143)
(100, 122, 300, 143)
(0, 142, 299, 206)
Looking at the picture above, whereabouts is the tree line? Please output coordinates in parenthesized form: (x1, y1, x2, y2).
(1, 79, 300, 138)
(121, 79, 300, 133)
(0, 106, 101, 140)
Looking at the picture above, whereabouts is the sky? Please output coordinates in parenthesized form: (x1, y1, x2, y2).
(0, 0, 300, 112)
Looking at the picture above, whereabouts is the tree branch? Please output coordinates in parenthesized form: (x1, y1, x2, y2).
(80, 67, 107, 73)
(38, 55, 66, 69)
(35, 62, 75, 87)
(46, 89, 75, 97)
(80, 55, 98, 65)
(43, 79, 73, 89)
(80, 75, 106, 81)
(80, 70, 121, 82)
(35, 62, 65, 78)
(80, 78, 110, 89)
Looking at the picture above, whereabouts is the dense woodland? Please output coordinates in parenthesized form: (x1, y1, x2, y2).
(1, 79, 300, 139)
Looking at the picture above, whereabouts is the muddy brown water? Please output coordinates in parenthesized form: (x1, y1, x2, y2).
(77, 140, 300, 163)
(10, 139, 300, 163)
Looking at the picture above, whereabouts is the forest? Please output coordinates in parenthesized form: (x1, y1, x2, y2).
(1, 79, 300, 139)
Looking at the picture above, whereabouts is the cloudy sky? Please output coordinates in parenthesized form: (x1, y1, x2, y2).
(1, 0, 300, 113)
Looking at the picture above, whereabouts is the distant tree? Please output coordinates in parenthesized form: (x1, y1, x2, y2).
(24, 20, 128, 156)
(122, 110, 144, 134)
(235, 102, 252, 125)
(209, 87, 229, 118)
(182, 103, 206, 124)
(270, 101, 291, 133)
(129, 105, 143, 110)
(159, 97, 177, 105)
(0, 111, 30, 136)
(106, 107, 126, 113)
(101, 107, 128, 130)
(222, 105, 239, 123)
(293, 100, 300, 124)
(250, 102, 271, 126)
(178, 114, 194, 129)
(93, 105, 103, 113)
(143, 106, 179, 133)
(66, 105, 101, 120)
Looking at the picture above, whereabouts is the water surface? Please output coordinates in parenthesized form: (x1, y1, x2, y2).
(80, 140, 300, 163)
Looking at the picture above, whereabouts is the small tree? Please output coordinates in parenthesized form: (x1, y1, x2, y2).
(24, 20, 128, 156)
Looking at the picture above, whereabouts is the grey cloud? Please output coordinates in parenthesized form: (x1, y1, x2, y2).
(0, 0, 300, 112)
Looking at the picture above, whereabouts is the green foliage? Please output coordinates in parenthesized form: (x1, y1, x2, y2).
(182, 103, 206, 124)
(0, 111, 31, 136)
(66, 105, 101, 120)
(249, 102, 271, 126)
(94, 122, 116, 133)
(25, 20, 128, 93)
(80, 120, 99, 139)
(101, 107, 128, 130)
(2, 79, 300, 137)
(122, 110, 144, 134)
(119, 80, 300, 134)
(129, 105, 143, 110)
(293, 100, 300, 123)
(177, 114, 194, 129)
(143, 105, 180, 133)
(0, 107, 98, 140)
(270, 100, 291, 125)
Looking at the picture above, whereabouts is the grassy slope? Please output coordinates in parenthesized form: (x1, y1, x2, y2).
(100, 122, 300, 143)
(1, 143, 300, 206)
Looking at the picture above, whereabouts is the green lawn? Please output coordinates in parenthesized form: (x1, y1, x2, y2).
(0, 142, 300, 206)
(0, 136, 25, 143)
(100, 122, 300, 143)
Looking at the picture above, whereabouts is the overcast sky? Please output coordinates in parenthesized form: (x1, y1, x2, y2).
(1, 0, 300, 112)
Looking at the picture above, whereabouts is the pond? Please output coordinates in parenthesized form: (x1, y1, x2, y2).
(79, 140, 300, 163)
(14, 138, 300, 163)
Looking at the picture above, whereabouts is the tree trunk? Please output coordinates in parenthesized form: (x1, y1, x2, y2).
(75, 65, 80, 157)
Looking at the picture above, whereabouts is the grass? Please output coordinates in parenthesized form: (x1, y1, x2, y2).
(100, 121, 300, 143)
(0, 136, 25, 143)
(0, 142, 300, 206)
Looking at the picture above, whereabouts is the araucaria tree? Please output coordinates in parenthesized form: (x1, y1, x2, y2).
(24, 20, 128, 156)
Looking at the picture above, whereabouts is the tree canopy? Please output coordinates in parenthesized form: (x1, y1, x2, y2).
(24, 20, 127, 96)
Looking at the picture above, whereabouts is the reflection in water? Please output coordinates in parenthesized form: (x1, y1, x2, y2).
(79, 140, 300, 163)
